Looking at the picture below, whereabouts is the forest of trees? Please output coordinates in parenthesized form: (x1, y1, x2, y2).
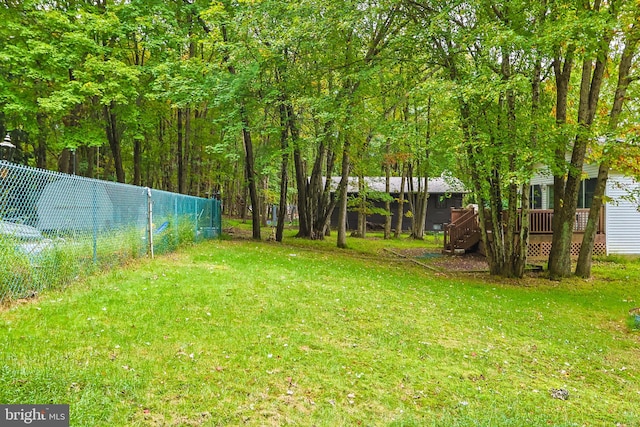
(0, 0, 638, 279)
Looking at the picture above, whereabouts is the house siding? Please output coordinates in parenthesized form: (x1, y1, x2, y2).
(605, 175, 640, 255)
(530, 165, 640, 255)
(530, 164, 601, 210)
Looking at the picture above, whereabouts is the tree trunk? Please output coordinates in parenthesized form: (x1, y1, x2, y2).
(219, 22, 260, 238)
(177, 108, 184, 194)
(514, 184, 531, 276)
(240, 105, 261, 240)
(276, 102, 289, 243)
(58, 149, 71, 174)
(394, 164, 406, 238)
(261, 176, 269, 227)
(293, 143, 309, 237)
(413, 96, 431, 240)
(576, 32, 638, 278)
(86, 146, 95, 178)
(357, 175, 366, 238)
(574, 163, 608, 278)
(501, 75, 525, 278)
(133, 138, 141, 186)
(412, 180, 428, 239)
(159, 118, 172, 192)
(103, 102, 125, 183)
(514, 53, 542, 277)
(549, 46, 608, 279)
(384, 157, 391, 239)
(548, 47, 574, 270)
(337, 136, 350, 249)
(550, 1, 612, 279)
(184, 107, 191, 194)
(298, 119, 337, 240)
(35, 114, 47, 169)
(310, 128, 338, 238)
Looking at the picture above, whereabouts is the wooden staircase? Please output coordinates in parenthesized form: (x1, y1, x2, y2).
(443, 209, 481, 255)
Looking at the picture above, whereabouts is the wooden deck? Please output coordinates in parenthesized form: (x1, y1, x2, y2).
(444, 208, 606, 257)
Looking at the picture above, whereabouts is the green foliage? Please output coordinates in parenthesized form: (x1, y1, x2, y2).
(347, 190, 394, 216)
(0, 238, 34, 299)
(0, 226, 152, 304)
(34, 242, 83, 290)
(0, 0, 637, 241)
(153, 216, 196, 255)
(0, 237, 83, 301)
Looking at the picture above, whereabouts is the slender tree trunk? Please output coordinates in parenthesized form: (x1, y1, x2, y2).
(413, 180, 428, 239)
(58, 149, 71, 174)
(133, 138, 141, 186)
(159, 118, 172, 191)
(310, 127, 338, 238)
(86, 146, 95, 178)
(394, 164, 406, 238)
(276, 102, 289, 243)
(501, 72, 525, 278)
(514, 53, 543, 276)
(177, 108, 184, 194)
(103, 102, 125, 183)
(35, 114, 47, 169)
(514, 184, 531, 276)
(337, 136, 350, 249)
(184, 107, 191, 194)
(307, 135, 326, 238)
(133, 96, 143, 186)
(219, 22, 260, 239)
(240, 106, 261, 240)
(414, 96, 431, 239)
(384, 152, 392, 239)
(261, 176, 269, 227)
(292, 115, 310, 238)
(357, 175, 366, 238)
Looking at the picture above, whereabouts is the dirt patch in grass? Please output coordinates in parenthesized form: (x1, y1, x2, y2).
(427, 252, 491, 272)
(392, 248, 490, 272)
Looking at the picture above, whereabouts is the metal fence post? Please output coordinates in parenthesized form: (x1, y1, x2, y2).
(210, 198, 214, 229)
(92, 180, 98, 263)
(174, 197, 179, 243)
(194, 199, 198, 242)
(147, 187, 154, 259)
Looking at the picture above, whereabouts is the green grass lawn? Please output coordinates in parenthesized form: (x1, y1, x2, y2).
(1, 232, 639, 426)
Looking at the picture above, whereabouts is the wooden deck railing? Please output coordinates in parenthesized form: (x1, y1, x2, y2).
(444, 207, 605, 254)
(512, 209, 604, 234)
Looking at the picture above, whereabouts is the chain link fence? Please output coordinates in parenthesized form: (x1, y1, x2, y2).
(0, 161, 222, 304)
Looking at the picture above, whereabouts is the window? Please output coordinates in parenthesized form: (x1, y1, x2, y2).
(578, 178, 597, 208)
(530, 185, 542, 209)
(547, 178, 596, 210)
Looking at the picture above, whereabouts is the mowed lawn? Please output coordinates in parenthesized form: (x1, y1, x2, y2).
(1, 236, 639, 426)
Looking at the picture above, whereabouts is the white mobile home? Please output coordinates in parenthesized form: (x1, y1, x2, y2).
(530, 164, 640, 255)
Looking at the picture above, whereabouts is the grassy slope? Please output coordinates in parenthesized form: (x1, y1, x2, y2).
(1, 233, 639, 426)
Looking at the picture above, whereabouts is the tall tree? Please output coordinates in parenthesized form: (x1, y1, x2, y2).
(575, 4, 640, 277)
(548, 0, 615, 279)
